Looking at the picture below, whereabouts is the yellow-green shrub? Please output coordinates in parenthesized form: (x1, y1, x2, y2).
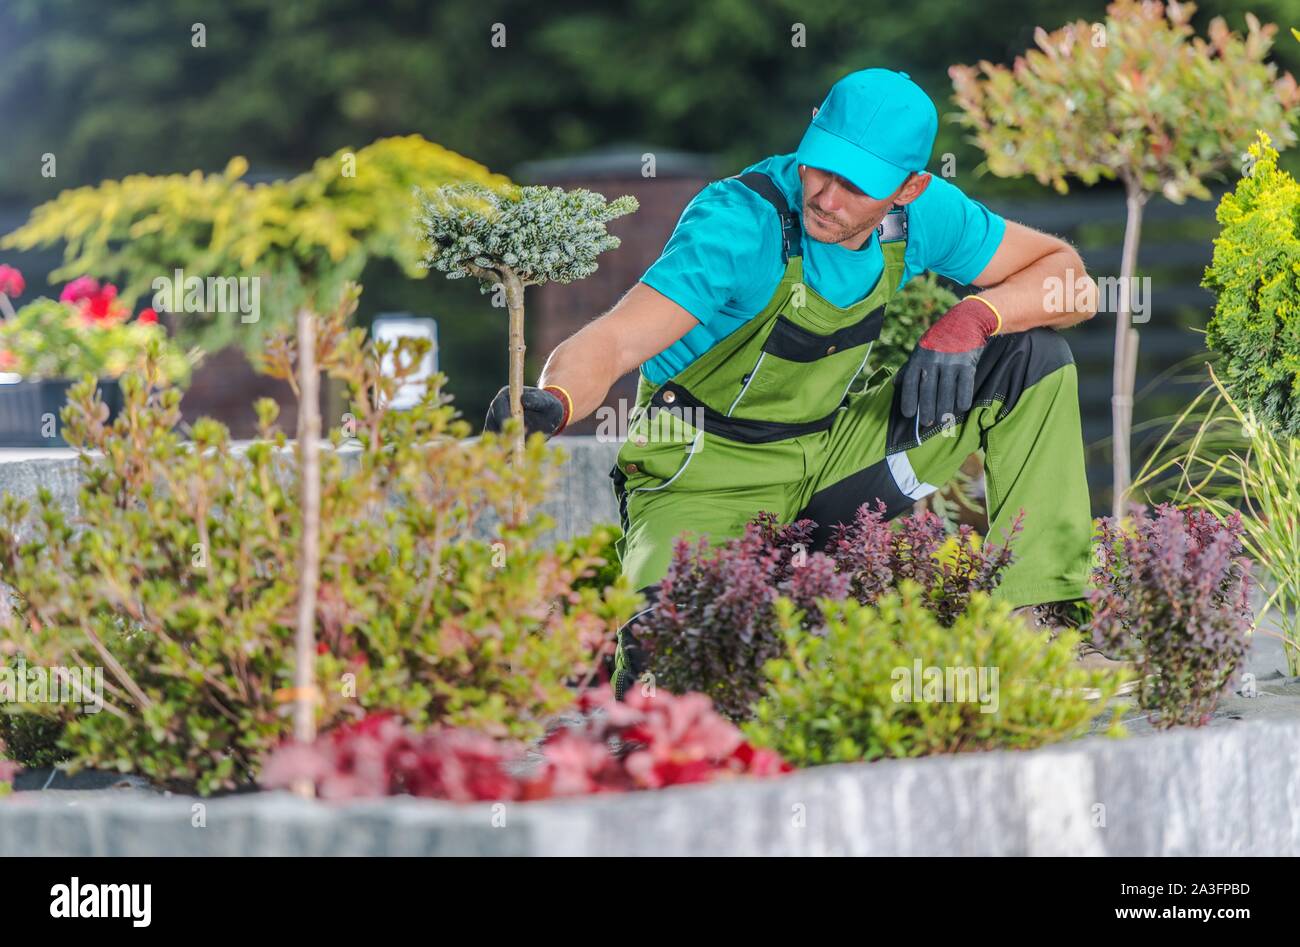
(1204, 133, 1300, 438)
(744, 585, 1127, 765)
(0, 136, 509, 353)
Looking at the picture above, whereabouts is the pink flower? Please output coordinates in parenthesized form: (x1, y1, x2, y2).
(59, 276, 100, 304)
(0, 265, 23, 298)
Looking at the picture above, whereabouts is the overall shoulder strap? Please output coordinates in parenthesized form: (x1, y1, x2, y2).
(733, 171, 801, 263)
(877, 205, 908, 244)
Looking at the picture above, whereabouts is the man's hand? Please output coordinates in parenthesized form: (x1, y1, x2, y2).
(483, 385, 571, 438)
(896, 296, 1000, 428)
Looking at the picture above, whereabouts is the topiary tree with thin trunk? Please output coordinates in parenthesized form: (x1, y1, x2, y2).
(417, 183, 638, 466)
(949, 0, 1300, 519)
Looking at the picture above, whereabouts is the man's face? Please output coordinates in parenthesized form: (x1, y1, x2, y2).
(797, 165, 928, 248)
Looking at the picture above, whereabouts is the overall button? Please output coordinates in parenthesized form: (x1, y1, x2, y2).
(625, 463, 639, 474)
(827, 344, 837, 354)
(662, 390, 676, 404)
(634, 435, 648, 447)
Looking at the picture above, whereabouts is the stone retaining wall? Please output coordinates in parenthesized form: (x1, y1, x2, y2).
(3, 718, 1296, 855)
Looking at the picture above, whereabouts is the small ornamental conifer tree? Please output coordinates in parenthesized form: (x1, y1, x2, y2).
(418, 183, 637, 463)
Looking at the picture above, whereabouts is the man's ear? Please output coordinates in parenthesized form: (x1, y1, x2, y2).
(891, 172, 932, 207)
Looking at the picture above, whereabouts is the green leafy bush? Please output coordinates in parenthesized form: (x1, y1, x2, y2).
(1204, 133, 1300, 438)
(0, 705, 69, 770)
(743, 586, 1127, 766)
(0, 302, 639, 794)
(559, 523, 623, 594)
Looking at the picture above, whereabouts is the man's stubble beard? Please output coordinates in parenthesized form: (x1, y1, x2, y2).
(802, 206, 883, 246)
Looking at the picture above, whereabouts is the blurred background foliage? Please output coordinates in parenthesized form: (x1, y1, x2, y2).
(2, 0, 1298, 421)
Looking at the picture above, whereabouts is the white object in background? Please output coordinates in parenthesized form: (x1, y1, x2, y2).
(372, 316, 438, 410)
(0, 373, 21, 385)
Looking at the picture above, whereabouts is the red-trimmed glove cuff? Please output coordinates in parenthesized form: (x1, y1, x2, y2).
(543, 385, 574, 434)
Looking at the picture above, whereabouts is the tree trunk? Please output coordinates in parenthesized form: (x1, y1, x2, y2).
(501, 269, 528, 522)
(292, 306, 321, 798)
(502, 269, 527, 466)
(1110, 182, 1147, 521)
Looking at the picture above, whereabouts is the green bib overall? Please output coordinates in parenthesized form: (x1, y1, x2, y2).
(610, 172, 1093, 698)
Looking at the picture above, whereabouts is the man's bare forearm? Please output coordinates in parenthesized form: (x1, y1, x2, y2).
(536, 283, 700, 426)
(978, 246, 1096, 333)
(537, 323, 624, 425)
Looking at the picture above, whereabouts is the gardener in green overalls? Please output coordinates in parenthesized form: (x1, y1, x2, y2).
(484, 69, 1113, 692)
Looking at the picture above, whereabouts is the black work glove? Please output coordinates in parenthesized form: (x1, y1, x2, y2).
(483, 385, 569, 438)
(896, 296, 999, 429)
(896, 348, 984, 430)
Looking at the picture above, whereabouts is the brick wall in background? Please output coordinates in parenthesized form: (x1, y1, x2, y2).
(519, 148, 719, 437)
(179, 345, 330, 440)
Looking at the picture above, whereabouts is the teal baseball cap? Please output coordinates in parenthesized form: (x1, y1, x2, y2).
(796, 68, 938, 200)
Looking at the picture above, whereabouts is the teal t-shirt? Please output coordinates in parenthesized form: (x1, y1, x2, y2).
(639, 153, 1006, 384)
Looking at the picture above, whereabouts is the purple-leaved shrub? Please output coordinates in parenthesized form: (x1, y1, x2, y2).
(633, 513, 848, 722)
(829, 501, 1021, 626)
(634, 505, 1021, 721)
(1089, 505, 1253, 727)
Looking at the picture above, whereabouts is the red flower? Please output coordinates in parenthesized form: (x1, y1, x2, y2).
(0, 265, 23, 298)
(0, 350, 16, 371)
(60, 276, 127, 324)
(137, 308, 158, 324)
(316, 641, 329, 655)
(83, 285, 124, 324)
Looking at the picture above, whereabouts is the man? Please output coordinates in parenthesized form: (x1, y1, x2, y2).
(484, 68, 1112, 693)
